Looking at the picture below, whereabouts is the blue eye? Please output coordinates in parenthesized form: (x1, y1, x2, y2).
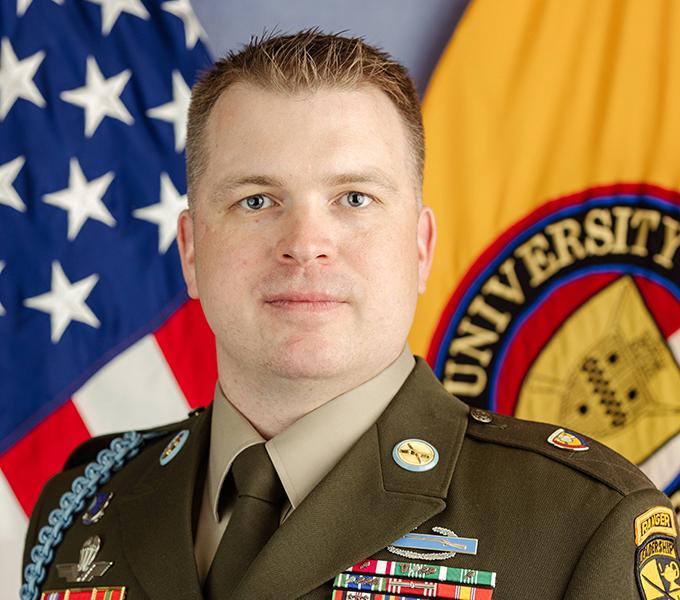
(239, 194, 272, 210)
(342, 192, 373, 208)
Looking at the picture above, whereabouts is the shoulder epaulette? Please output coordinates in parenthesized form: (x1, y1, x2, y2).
(465, 408, 653, 496)
(62, 408, 205, 470)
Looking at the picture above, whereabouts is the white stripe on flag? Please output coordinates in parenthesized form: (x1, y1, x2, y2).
(669, 328, 680, 365)
(638, 327, 680, 492)
(640, 429, 680, 491)
(0, 469, 28, 599)
(73, 335, 190, 436)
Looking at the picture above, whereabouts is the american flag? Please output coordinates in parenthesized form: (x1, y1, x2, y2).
(0, 0, 217, 594)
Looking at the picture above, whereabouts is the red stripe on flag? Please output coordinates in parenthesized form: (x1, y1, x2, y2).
(636, 277, 680, 338)
(155, 299, 217, 409)
(0, 401, 90, 515)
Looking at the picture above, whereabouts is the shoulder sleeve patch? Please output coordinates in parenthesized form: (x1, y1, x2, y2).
(636, 534, 680, 599)
(636, 506, 678, 546)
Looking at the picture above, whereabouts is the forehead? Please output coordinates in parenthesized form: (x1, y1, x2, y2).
(200, 82, 414, 191)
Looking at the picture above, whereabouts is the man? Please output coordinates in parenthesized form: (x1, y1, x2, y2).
(22, 30, 678, 600)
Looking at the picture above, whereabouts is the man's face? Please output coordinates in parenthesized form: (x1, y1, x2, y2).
(178, 82, 435, 385)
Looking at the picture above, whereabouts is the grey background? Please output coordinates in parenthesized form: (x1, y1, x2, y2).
(192, 0, 472, 96)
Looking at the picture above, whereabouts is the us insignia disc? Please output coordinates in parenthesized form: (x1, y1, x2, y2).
(547, 428, 589, 451)
(636, 535, 680, 599)
(160, 429, 189, 466)
(392, 439, 439, 472)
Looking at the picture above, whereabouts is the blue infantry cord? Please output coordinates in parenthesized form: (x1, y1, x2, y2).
(19, 430, 161, 600)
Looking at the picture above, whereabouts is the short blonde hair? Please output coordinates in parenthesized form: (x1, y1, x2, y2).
(186, 29, 423, 203)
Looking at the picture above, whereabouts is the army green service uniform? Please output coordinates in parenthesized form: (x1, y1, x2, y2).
(23, 358, 679, 599)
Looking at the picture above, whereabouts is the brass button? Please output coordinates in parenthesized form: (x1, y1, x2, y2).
(470, 408, 493, 423)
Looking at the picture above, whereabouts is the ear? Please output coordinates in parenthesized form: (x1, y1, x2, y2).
(177, 209, 199, 299)
(416, 205, 437, 294)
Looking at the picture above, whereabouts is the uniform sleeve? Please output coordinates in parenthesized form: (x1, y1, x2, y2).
(564, 487, 679, 599)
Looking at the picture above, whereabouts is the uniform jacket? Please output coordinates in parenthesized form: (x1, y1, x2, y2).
(23, 358, 678, 599)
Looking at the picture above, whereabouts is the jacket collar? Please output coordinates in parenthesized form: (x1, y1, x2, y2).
(233, 357, 470, 599)
(208, 345, 416, 517)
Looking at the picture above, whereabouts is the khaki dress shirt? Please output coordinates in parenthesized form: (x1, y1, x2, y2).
(193, 347, 415, 582)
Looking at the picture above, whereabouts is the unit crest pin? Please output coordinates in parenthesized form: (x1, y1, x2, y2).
(82, 491, 113, 525)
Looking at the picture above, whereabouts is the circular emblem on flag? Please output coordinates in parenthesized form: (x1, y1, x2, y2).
(159, 429, 190, 466)
(428, 184, 680, 496)
(392, 439, 439, 472)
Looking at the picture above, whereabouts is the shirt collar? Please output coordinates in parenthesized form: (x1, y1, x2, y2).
(208, 346, 415, 520)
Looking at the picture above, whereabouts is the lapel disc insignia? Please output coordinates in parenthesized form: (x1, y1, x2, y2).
(392, 439, 439, 472)
(387, 526, 478, 561)
(159, 429, 189, 465)
(55, 535, 113, 583)
(82, 491, 113, 525)
(636, 535, 680, 599)
(547, 428, 589, 451)
(635, 506, 678, 546)
(41, 587, 126, 599)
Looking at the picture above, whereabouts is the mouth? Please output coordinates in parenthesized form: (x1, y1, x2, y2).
(263, 293, 348, 312)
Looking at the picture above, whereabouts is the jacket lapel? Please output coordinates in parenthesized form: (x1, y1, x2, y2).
(233, 358, 470, 599)
(115, 408, 211, 599)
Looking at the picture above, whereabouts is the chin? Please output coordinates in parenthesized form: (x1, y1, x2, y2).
(263, 336, 357, 380)
(265, 349, 348, 380)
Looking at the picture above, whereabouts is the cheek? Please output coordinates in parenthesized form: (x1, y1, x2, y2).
(358, 229, 419, 296)
(196, 229, 261, 294)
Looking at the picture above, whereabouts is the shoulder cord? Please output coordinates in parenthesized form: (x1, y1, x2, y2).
(19, 430, 152, 600)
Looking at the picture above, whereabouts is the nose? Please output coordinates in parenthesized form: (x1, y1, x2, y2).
(275, 204, 336, 267)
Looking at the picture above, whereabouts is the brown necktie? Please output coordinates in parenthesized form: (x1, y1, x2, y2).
(203, 443, 286, 599)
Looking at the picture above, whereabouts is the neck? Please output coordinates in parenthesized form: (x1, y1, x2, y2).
(216, 350, 403, 439)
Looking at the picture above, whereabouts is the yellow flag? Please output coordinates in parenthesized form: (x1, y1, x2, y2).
(410, 0, 680, 501)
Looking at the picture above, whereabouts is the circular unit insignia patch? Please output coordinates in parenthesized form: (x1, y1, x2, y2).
(428, 184, 680, 501)
(159, 429, 190, 466)
(392, 439, 439, 472)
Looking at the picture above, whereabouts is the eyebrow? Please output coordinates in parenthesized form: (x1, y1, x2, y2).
(211, 169, 398, 196)
(323, 170, 398, 193)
